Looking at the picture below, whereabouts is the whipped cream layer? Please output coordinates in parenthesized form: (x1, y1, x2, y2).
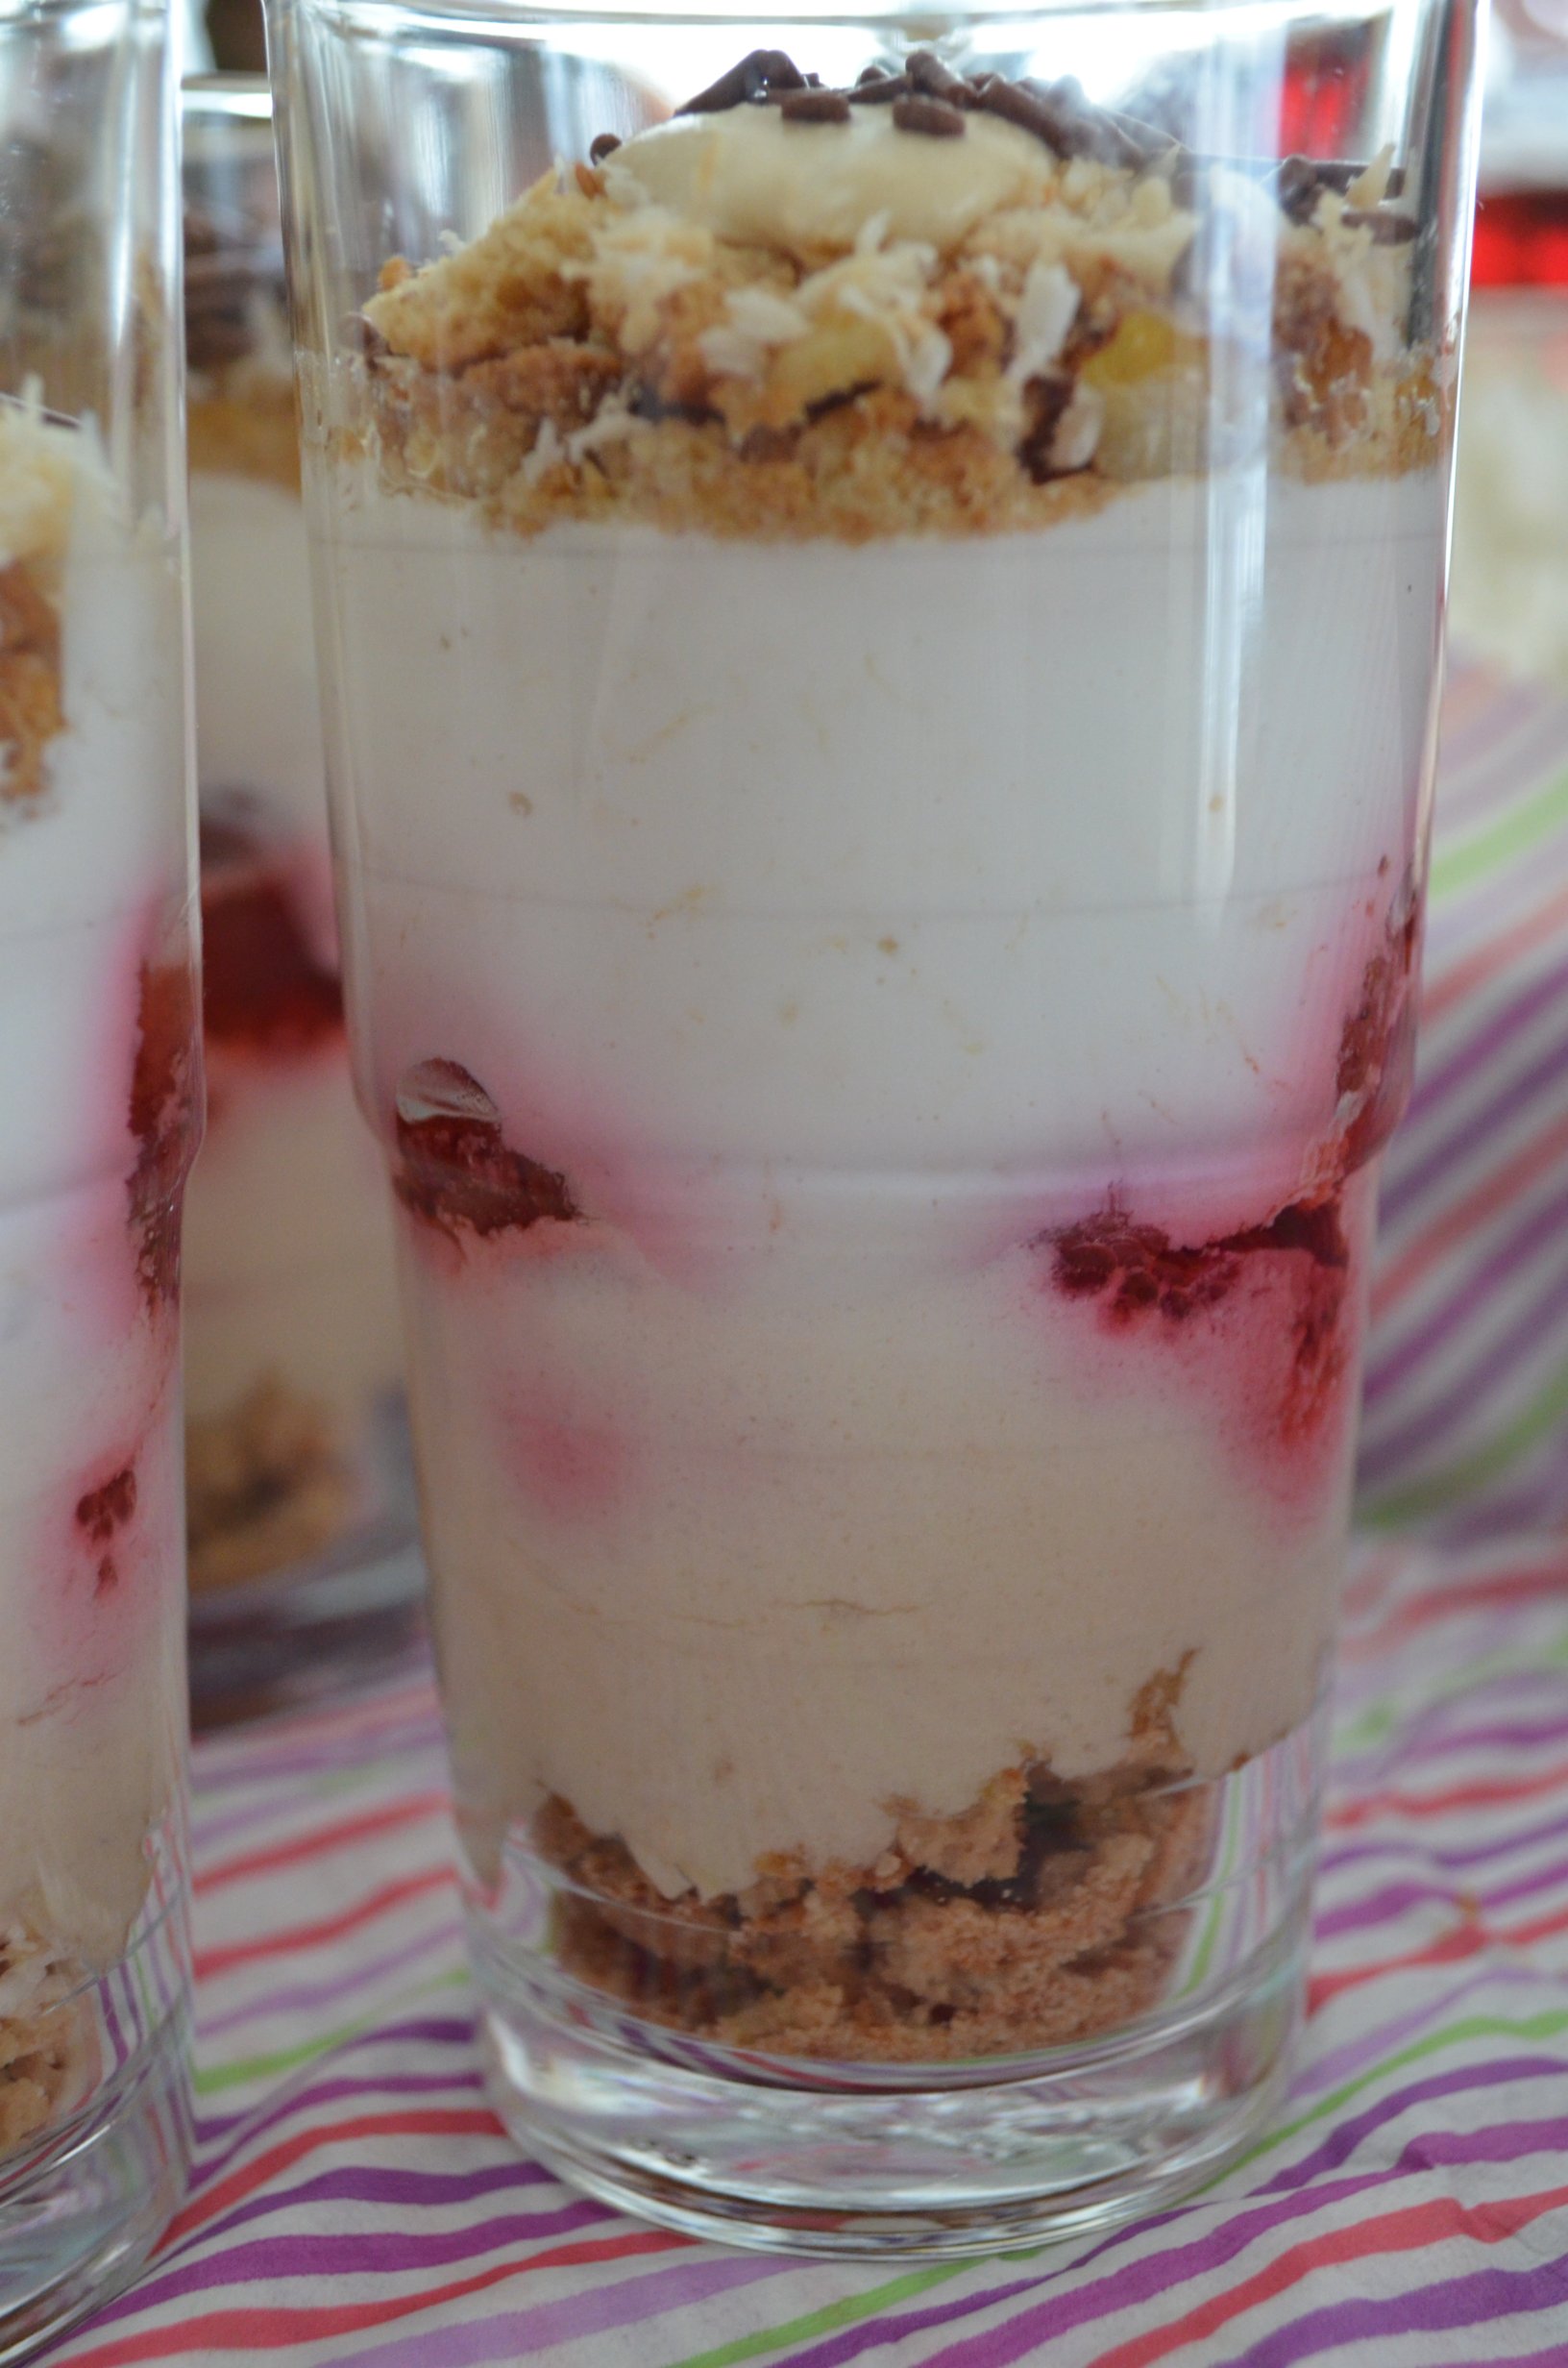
(189, 473, 332, 847)
(413, 1172, 1366, 1901)
(316, 469, 1433, 1896)
(608, 105, 1055, 257)
(185, 464, 403, 1452)
(184, 1053, 401, 1426)
(0, 407, 192, 1962)
(323, 469, 1439, 1245)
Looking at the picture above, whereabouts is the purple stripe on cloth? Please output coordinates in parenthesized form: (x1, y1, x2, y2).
(193, 1722, 444, 1795)
(92, 2205, 614, 2319)
(1215, 2250, 1568, 2368)
(1317, 1832, 1568, 1943)
(1363, 1173, 1568, 1407)
(193, 2068, 486, 2156)
(186, 2024, 481, 2177)
(1434, 1477, 1568, 1548)
(1314, 1878, 1481, 1941)
(167, 2159, 560, 2263)
(1255, 2060, 1568, 2193)
(1292, 1961, 1552, 2098)
(195, 1921, 462, 2041)
(1428, 709, 1568, 840)
(773, 2126, 1568, 2368)
(1378, 949, 1568, 1221)
(1358, 1246, 1568, 1487)
(327, 2254, 791, 2368)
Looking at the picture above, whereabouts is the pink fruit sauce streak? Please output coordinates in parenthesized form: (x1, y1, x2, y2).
(1042, 874, 1421, 1511)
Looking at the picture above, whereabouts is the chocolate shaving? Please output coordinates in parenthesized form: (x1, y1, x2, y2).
(850, 71, 911, 105)
(968, 73, 1147, 166)
(905, 50, 971, 104)
(677, 48, 804, 114)
(1017, 372, 1073, 483)
(1341, 206, 1418, 244)
(779, 88, 852, 125)
(892, 94, 966, 138)
(588, 132, 621, 163)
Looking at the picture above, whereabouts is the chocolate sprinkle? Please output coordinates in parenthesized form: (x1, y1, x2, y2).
(849, 71, 911, 105)
(589, 132, 621, 163)
(779, 87, 852, 125)
(905, 50, 970, 104)
(646, 49, 1415, 246)
(677, 48, 805, 114)
(1342, 205, 1418, 244)
(892, 94, 967, 138)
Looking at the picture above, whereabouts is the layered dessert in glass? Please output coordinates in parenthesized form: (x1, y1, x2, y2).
(272, 0, 1477, 2249)
(0, 393, 195, 2288)
(182, 80, 412, 1706)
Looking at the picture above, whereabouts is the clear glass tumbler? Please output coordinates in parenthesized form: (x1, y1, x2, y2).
(181, 74, 418, 1726)
(269, 0, 1482, 2252)
(0, 0, 197, 2344)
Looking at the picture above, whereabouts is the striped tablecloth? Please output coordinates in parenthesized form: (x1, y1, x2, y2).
(47, 655, 1568, 2368)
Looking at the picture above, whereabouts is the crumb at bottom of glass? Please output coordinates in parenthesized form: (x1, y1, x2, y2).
(0, 1846, 190, 2360)
(185, 1384, 424, 1728)
(464, 1713, 1320, 2257)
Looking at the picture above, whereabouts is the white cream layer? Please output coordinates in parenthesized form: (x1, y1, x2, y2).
(186, 466, 404, 1441)
(184, 1052, 402, 1429)
(314, 465, 1441, 1896)
(0, 422, 190, 1961)
(319, 469, 1442, 1247)
(408, 1184, 1363, 1901)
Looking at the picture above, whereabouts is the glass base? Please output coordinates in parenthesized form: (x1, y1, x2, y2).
(475, 1898, 1307, 2258)
(0, 1991, 190, 2359)
(189, 1394, 425, 1728)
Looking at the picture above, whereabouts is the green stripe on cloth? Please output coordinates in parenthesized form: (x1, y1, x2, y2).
(1428, 763, 1568, 902)
(665, 2265, 971, 2368)
(1360, 1350, 1568, 1524)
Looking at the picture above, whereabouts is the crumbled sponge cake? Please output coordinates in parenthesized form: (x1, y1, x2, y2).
(0, 403, 73, 806)
(0, 1927, 96, 2157)
(185, 1374, 358, 1593)
(538, 1666, 1213, 2063)
(348, 54, 1442, 543)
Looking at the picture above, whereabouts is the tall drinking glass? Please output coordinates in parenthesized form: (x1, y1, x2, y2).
(269, 0, 1482, 2253)
(0, 0, 198, 2342)
(181, 75, 416, 1724)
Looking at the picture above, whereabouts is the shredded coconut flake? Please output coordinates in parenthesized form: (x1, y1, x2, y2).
(1008, 259, 1079, 385)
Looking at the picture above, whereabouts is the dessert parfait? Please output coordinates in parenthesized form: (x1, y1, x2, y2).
(182, 82, 410, 1687)
(274, 6, 1470, 2237)
(0, 396, 194, 2176)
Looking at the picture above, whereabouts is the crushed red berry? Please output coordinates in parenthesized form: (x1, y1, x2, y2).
(75, 1464, 136, 1543)
(1050, 1191, 1351, 1445)
(393, 1058, 579, 1240)
(1335, 884, 1421, 1172)
(1053, 1195, 1346, 1327)
(200, 800, 343, 1054)
(129, 958, 199, 1305)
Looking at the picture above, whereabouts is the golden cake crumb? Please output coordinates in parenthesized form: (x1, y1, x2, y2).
(538, 1667, 1213, 2063)
(342, 90, 1444, 546)
(0, 1933, 95, 2157)
(186, 1374, 358, 1591)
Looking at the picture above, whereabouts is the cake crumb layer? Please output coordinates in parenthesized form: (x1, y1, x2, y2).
(537, 1671, 1211, 2063)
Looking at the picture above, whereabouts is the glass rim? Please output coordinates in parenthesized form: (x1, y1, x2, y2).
(270, 0, 1428, 34)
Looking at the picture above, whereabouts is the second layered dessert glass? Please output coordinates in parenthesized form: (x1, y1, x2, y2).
(271, 0, 1482, 2251)
(0, 0, 197, 2340)
(182, 76, 416, 1718)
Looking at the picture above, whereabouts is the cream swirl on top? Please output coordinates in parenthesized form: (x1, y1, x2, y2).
(605, 107, 1056, 259)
